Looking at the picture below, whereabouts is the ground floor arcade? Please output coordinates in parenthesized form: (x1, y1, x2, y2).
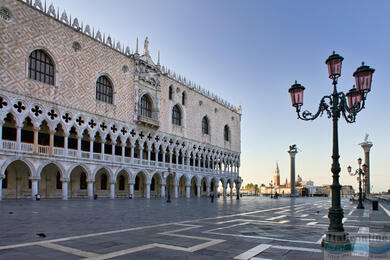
(0, 158, 240, 200)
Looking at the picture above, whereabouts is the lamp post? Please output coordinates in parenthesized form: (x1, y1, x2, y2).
(288, 51, 374, 247)
(347, 159, 368, 209)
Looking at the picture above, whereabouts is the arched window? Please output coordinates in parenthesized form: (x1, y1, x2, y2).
(80, 172, 87, 190)
(140, 95, 152, 118)
(224, 125, 230, 141)
(101, 173, 107, 190)
(168, 85, 173, 100)
(56, 172, 61, 189)
(119, 175, 125, 190)
(2, 170, 7, 189)
(151, 177, 155, 191)
(28, 49, 55, 85)
(172, 105, 181, 126)
(135, 175, 140, 190)
(202, 116, 209, 135)
(182, 92, 186, 106)
(96, 75, 113, 104)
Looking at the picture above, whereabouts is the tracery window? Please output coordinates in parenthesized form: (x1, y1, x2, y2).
(80, 172, 87, 190)
(101, 173, 107, 190)
(28, 50, 55, 85)
(169, 86, 173, 100)
(202, 116, 209, 135)
(96, 75, 113, 104)
(224, 125, 230, 141)
(56, 172, 61, 189)
(140, 95, 152, 118)
(172, 105, 181, 126)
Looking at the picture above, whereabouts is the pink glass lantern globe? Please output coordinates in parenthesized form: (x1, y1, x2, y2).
(325, 51, 344, 79)
(346, 85, 361, 109)
(353, 62, 375, 93)
(288, 81, 305, 108)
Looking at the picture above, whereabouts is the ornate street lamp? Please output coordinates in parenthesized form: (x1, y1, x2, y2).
(289, 51, 374, 249)
(347, 159, 368, 209)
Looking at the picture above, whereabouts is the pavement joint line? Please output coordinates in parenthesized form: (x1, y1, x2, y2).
(266, 215, 286, 221)
(0, 202, 315, 251)
(39, 242, 100, 258)
(348, 208, 356, 216)
(363, 209, 370, 218)
(306, 221, 317, 226)
(379, 203, 390, 217)
(251, 257, 273, 260)
(272, 244, 322, 253)
(233, 244, 271, 260)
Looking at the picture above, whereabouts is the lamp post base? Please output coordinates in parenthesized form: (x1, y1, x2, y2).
(357, 203, 364, 209)
(323, 231, 351, 252)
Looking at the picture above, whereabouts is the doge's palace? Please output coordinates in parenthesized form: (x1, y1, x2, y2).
(0, 0, 241, 200)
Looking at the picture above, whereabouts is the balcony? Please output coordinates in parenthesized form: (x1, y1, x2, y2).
(137, 115, 160, 128)
(0, 140, 238, 178)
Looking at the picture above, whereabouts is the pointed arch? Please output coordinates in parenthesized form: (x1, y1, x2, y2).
(202, 116, 209, 135)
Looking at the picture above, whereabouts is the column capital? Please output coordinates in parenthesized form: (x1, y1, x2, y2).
(87, 179, 95, 183)
(29, 176, 40, 181)
(60, 178, 70, 183)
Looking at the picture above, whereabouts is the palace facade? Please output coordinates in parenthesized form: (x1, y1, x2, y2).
(0, 0, 242, 200)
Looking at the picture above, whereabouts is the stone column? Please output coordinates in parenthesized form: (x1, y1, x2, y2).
(185, 185, 190, 198)
(288, 149, 298, 197)
(121, 144, 125, 162)
(360, 139, 373, 195)
(146, 182, 151, 199)
(33, 127, 39, 154)
(61, 178, 69, 200)
(139, 144, 144, 162)
(162, 151, 166, 164)
(87, 181, 94, 200)
(147, 147, 151, 166)
(215, 183, 219, 197)
(130, 144, 135, 164)
(236, 180, 242, 199)
(129, 182, 134, 198)
(212, 158, 215, 173)
(112, 143, 115, 158)
(192, 155, 196, 170)
(176, 153, 179, 168)
(31, 177, 39, 200)
(206, 184, 210, 197)
(230, 185, 233, 197)
(161, 184, 166, 198)
(110, 182, 115, 199)
(101, 141, 105, 158)
(197, 184, 201, 198)
(89, 137, 93, 159)
(76, 134, 82, 157)
(16, 125, 22, 151)
(155, 147, 159, 165)
(64, 133, 69, 156)
(169, 152, 173, 168)
(223, 183, 227, 198)
(174, 183, 178, 198)
(49, 129, 55, 155)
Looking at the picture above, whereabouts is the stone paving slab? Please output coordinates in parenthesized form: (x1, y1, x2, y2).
(0, 197, 389, 259)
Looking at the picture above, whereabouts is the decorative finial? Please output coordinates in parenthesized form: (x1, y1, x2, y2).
(157, 50, 160, 65)
(362, 61, 365, 66)
(332, 50, 335, 54)
(295, 80, 297, 84)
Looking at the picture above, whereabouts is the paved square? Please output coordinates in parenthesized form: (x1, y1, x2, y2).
(0, 197, 389, 259)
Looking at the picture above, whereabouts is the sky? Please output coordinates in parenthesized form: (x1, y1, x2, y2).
(50, 0, 390, 192)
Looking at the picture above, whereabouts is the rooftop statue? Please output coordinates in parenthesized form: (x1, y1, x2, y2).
(143, 37, 150, 57)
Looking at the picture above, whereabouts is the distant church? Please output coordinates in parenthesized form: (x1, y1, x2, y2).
(261, 162, 314, 196)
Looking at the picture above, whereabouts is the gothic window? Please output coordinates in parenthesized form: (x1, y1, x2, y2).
(96, 75, 113, 104)
(135, 175, 140, 190)
(202, 116, 209, 135)
(119, 175, 125, 190)
(80, 172, 87, 190)
(224, 125, 230, 142)
(168, 85, 173, 100)
(56, 172, 61, 189)
(140, 95, 152, 118)
(182, 92, 186, 106)
(2, 170, 7, 189)
(172, 105, 181, 126)
(28, 49, 55, 85)
(101, 174, 107, 190)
